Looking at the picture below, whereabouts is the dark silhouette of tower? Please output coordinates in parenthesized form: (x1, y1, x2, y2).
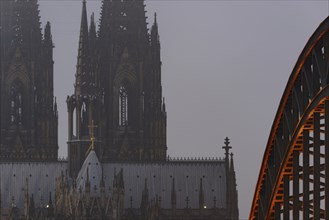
(0, 0, 58, 161)
(67, 0, 167, 176)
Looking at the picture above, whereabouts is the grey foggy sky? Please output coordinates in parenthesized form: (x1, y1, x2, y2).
(38, 1, 327, 219)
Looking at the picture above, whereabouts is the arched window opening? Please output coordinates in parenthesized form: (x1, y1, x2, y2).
(81, 102, 87, 124)
(81, 102, 89, 136)
(72, 108, 77, 137)
(119, 84, 128, 126)
(10, 81, 23, 125)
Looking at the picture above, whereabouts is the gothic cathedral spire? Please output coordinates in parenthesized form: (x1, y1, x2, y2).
(68, 0, 167, 177)
(75, 0, 92, 96)
(67, 0, 103, 177)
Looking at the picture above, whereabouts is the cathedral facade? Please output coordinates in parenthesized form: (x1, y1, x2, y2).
(0, 0, 239, 220)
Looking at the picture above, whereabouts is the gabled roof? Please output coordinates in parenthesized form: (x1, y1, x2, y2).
(76, 150, 102, 197)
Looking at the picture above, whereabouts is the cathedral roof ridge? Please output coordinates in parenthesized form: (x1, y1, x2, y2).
(101, 158, 225, 166)
(0, 161, 66, 165)
(167, 156, 225, 163)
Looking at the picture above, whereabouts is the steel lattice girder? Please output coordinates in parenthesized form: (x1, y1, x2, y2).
(250, 16, 329, 220)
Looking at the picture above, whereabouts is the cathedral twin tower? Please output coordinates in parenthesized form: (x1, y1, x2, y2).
(0, 0, 58, 161)
(0, 0, 167, 173)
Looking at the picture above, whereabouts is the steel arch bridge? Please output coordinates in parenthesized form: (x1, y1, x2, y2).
(250, 17, 329, 220)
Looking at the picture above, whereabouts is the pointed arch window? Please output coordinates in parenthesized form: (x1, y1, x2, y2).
(119, 84, 128, 126)
(10, 81, 24, 125)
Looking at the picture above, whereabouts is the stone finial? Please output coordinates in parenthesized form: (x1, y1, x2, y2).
(222, 137, 232, 159)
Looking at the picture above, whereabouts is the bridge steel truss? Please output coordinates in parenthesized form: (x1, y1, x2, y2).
(250, 17, 329, 219)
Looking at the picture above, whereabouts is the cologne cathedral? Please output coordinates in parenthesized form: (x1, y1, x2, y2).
(0, 0, 239, 219)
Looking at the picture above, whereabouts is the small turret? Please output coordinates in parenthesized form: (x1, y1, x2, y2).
(171, 178, 176, 215)
(43, 21, 54, 62)
(222, 137, 235, 220)
(44, 22, 53, 45)
(142, 178, 149, 203)
(118, 169, 124, 189)
(47, 192, 54, 218)
(112, 168, 125, 220)
(151, 13, 159, 45)
(85, 167, 91, 194)
(199, 178, 204, 209)
(28, 194, 35, 219)
(23, 178, 29, 218)
(100, 166, 105, 193)
(141, 178, 149, 218)
(150, 12, 160, 65)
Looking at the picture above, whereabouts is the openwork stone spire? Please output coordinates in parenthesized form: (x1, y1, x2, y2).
(75, 0, 91, 95)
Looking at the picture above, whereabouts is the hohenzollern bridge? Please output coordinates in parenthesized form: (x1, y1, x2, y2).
(250, 17, 329, 219)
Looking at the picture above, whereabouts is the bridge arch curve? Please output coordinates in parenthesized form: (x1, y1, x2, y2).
(250, 17, 329, 219)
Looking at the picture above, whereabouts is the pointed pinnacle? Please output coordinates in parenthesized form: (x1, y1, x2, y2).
(222, 137, 232, 151)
